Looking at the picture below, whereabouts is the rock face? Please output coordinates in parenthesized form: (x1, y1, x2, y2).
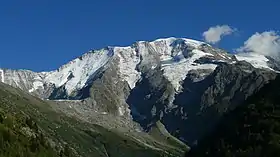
(0, 37, 279, 145)
(186, 75, 280, 157)
(162, 62, 276, 145)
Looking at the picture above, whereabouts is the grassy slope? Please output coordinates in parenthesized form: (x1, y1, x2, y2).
(0, 109, 60, 157)
(0, 83, 186, 157)
(149, 121, 189, 152)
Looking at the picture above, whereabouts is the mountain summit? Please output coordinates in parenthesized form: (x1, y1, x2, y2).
(0, 37, 279, 146)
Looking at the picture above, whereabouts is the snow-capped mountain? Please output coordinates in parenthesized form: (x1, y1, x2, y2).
(0, 37, 276, 98)
(0, 37, 279, 145)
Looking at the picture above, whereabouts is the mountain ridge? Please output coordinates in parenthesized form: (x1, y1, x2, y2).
(0, 37, 279, 147)
(0, 37, 277, 100)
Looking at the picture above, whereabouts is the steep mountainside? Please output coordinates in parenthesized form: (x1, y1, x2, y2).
(161, 61, 276, 144)
(186, 75, 280, 157)
(0, 82, 187, 157)
(0, 37, 279, 146)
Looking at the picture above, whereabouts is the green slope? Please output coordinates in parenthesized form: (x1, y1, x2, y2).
(149, 121, 189, 152)
(0, 83, 186, 157)
(186, 76, 280, 157)
(0, 109, 61, 157)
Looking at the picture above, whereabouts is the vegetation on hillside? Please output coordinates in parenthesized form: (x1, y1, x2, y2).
(0, 109, 65, 157)
(0, 83, 185, 157)
(186, 76, 280, 157)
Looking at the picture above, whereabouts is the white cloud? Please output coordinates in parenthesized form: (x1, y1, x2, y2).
(237, 31, 280, 59)
(203, 25, 236, 44)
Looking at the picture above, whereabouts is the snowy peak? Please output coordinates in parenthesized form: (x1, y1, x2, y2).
(141, 37, 205, 59)
(0, 37, 279, 99)
(113, 37, 212, 90)
(0, 49, 114, 98)
(44, 48, 112, 94)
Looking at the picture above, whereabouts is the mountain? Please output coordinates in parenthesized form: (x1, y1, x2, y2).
(186, 75, 280, 157)
(0, 37, 279, 149)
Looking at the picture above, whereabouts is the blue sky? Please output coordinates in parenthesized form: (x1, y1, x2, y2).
(0, 0, 279, 71)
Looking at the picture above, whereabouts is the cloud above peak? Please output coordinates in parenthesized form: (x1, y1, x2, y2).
(203, 25, 236, 44)
(237, 31, 280, 59)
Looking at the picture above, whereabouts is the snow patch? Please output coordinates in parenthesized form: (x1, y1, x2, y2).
(152, 37, 204, 48)
(149, 38, 174, 58)
(235, 53, 274, 70)
(115, 47, 141, 89)
(161, 49, 217, 91)
(219, 53, 227, 59)
(101, 112, 108, 115)
(29, 81, 44, 93)
(0, 69, 4, 83)
(183, 38, 206, 48)
(151, 65, 157, 69)
(149, 38, 205, 59)
(118, 105, 125, 116)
